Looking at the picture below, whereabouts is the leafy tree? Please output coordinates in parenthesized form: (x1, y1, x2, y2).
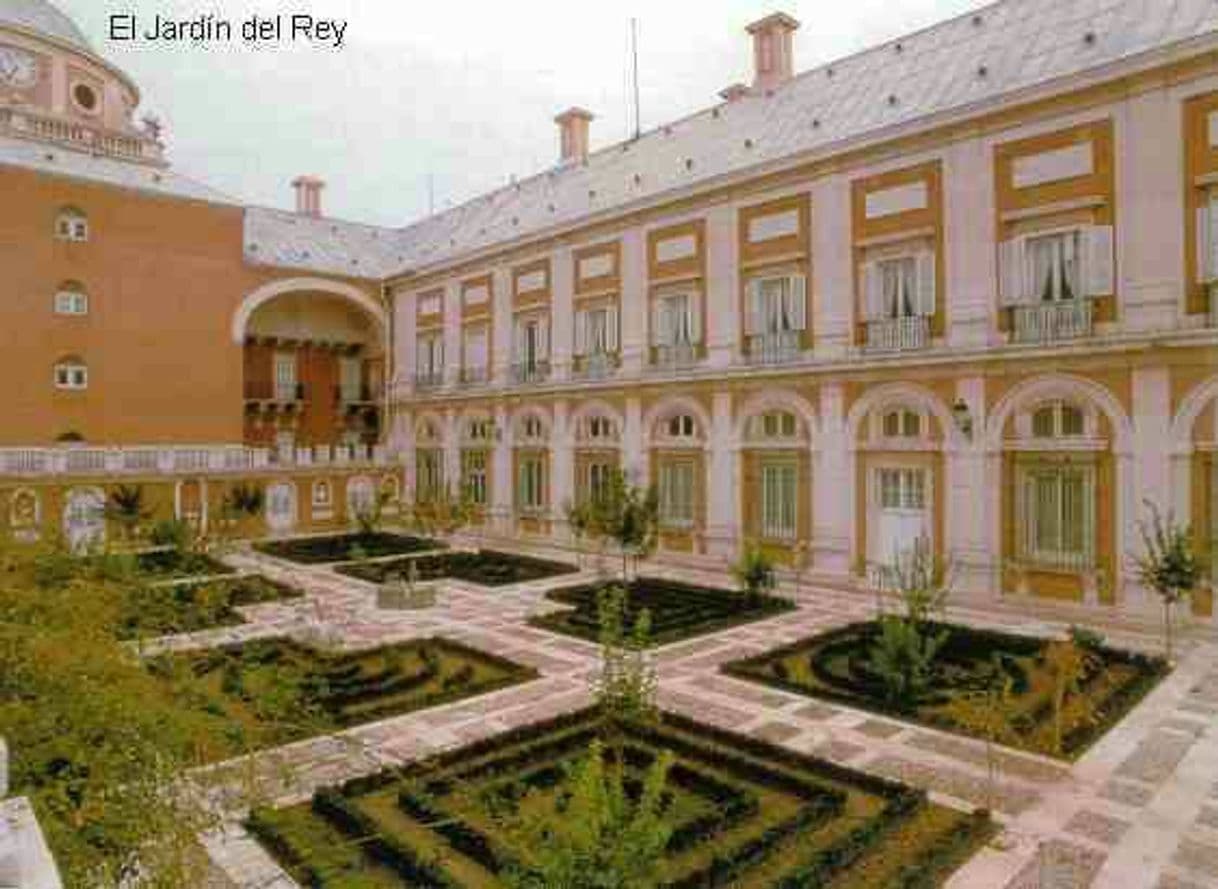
(1131, 501, 1204, 662)
(942, 662, 1018, 814)
(1044, 638, 1097, 757)
(503, 740, 673, 889)
(564, 497, 595, 569)
(105, 484, 152, 543)
(732, 542, 777, 605)
(585, 470, 658, 584)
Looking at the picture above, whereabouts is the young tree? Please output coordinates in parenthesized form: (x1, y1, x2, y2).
(595, 584, 658, 729)
(731, 543, 777, 605)
(942, 662, 1018, 814)
(1131, 501, 1204, 662)
(1044, 638, 1097, 757)
(564, 497, 595, 569)
(411, 482, 475, 540)
(587, 470, 659, 584)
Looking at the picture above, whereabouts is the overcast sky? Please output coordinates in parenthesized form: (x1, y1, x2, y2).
(58, 0, 987, 226)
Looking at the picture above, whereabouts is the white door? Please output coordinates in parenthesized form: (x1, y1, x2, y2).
(266, 482, 297, 532)
(64, 488, 106, 552)
(874, 467, 930, 565)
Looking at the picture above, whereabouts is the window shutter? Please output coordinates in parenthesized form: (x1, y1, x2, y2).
(863, 262, 884, 321)
(574, 309, 587, 356)
(537, 318, 550, 359)
(1206, 199, 1218, 286)
(788, 276, 807, 331)
(999, 238, 1027, 307)
(745, 279, 762, 335)
(1084, 225, 1115, 297)
(688, 294, 703, 345)
(916, 252, 936, 317)
(1197, 204, 1213, 284)
(606, 304, 619, 351)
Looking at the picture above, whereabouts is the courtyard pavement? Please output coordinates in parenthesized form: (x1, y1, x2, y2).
(191, 542, 1218, 889)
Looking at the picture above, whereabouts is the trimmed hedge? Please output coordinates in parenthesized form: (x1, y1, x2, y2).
(255, 532, 444, 564)
(337, 549, 579, 587)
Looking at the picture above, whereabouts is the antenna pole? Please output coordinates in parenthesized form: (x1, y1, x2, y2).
(631, 18, 641, 139)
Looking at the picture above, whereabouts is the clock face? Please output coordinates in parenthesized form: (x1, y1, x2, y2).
(0, 46, 38, 88)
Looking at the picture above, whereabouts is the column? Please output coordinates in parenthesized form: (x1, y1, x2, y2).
(812, 382, 851, 574)
(550, 399, 573, 535)
(810, 175, 852, 357)
(943, 137, 1000, 347)
(1115, 88, 1185, 332)
(623, 396, 645, 486)
(443, 281, 462, 386)
(946, 376, 998, 594)
(491, 267, 512, 386)
(551, 246, 574, 382)
(492, 404, 512, 533)
(1125, 366, 1173, 609)
(706, 389, 737, 559)
(443, 408, 460, 493)
(398, 409, 416, 501)
(704, 204, 739, 369)
(620, 228, 647, 375)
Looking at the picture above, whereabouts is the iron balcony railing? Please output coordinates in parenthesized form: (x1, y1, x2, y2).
(746, 331, 802, 365)
(651, 343, 700, 372)
(1012, 300, 1093, 344)
(512, 360, 551, 384)
(572, 352, 619, 381)
(865, 316, 930, 353)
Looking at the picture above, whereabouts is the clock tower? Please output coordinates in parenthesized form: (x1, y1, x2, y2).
(0, 0, 164, 164)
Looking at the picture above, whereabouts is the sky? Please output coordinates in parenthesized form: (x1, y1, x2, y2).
(56, 0, 989, 227)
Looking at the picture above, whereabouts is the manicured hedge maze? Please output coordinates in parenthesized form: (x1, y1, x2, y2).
(723, 621, 1169, 759)
(337, 550, 579, 587)
(247, 709, 993, 887)
(146, 637, 536, 761)
(255, 532, 445, 564)
(118, 573, 303, 639)
(530, 577, 795, 646)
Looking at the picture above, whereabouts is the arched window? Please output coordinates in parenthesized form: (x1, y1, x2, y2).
(53, 356, 88, 390)
(417, 420, 441, 443)
(750, 410, 798, 440)
(312, 480, 332, 507)
(521, 415, 546, 441)
(882, 409, 921, 438)
(466, 419, 494, 441)
(55, 207, 89, 242)
(54, 282, 88, 316)
(1032, 402, 1085, 438)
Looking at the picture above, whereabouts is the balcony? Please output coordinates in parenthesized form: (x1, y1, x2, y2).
(651, 343, 700, 373)
(413, 370, 446, 392)
(865, 317, 930, 353)
(745, 331, 802, 366)
(243, 381, 305, 406)
(0, 107, 164, 164)
(1012, 300, 1093, 344)
(459, 365, 490, 387)
(512, 360, 551, 384)
(572, 352, 619, 381)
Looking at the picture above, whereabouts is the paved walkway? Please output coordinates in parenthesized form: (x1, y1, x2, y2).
(192, 544, 1217, 889)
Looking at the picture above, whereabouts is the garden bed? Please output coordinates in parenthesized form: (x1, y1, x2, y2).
(254, 532, 445, 564)
(530, 577, 795, 646)
(134, 547, 236, 579)
(337, 550, 579, 587)
(117, 574, 303, 640)
(145, 637, 536, 761)
(723, 621, 1169, 759)
(247, 708, 993, 888)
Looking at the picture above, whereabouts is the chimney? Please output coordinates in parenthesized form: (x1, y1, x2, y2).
(554, 107, 594, 165)
(292, 175, 325, 217)
(746, 12, 799, 91)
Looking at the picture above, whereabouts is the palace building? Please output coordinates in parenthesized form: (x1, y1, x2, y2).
(1, 0, 1216, 617)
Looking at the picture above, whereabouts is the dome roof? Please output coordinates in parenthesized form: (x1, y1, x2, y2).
(0, 0, 91, 51)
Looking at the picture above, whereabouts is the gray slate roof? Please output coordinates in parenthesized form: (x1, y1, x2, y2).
(0, 0, 90, 50)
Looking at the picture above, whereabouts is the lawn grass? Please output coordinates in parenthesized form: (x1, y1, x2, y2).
(529, 577, 795, 647)
(337, 550, 579, 587)
(145, 637, 537, 762)
(247, 709, 994, 887)
(723, 621, 1169, 760)
(117, 574, 303, 640)
(255, 532, 445, 565)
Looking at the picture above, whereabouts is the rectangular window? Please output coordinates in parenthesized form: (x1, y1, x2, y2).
(464, 327, 488, 375)
(1026, 231, 1081, 303)
(878, 468, 926, 510)
(879, 257, 918, 318)
(760, 461, 798, 540)
(658, 460, 695, 528)
(462, 450, 488, 506)
(583, 461, 615, 504)
(416, 450, 444, 502)
(655, 293, 694, 345)
(54, 364, 88, 390)
(339, 356, 362, 401)
(417, 335, 444, 379)
(518, 456, 545, 511)
(54, 291, 88, 315)
(1018, 461, 1095, 570)
(273, 352, 297, 401)
(749, 276, 806, 334)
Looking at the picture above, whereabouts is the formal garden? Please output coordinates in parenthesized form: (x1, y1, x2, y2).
(255, 532, 445, 564)
(117, 573, 303, 639)
(338, 549, 579, 587)
(144, 637, 538, 761)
